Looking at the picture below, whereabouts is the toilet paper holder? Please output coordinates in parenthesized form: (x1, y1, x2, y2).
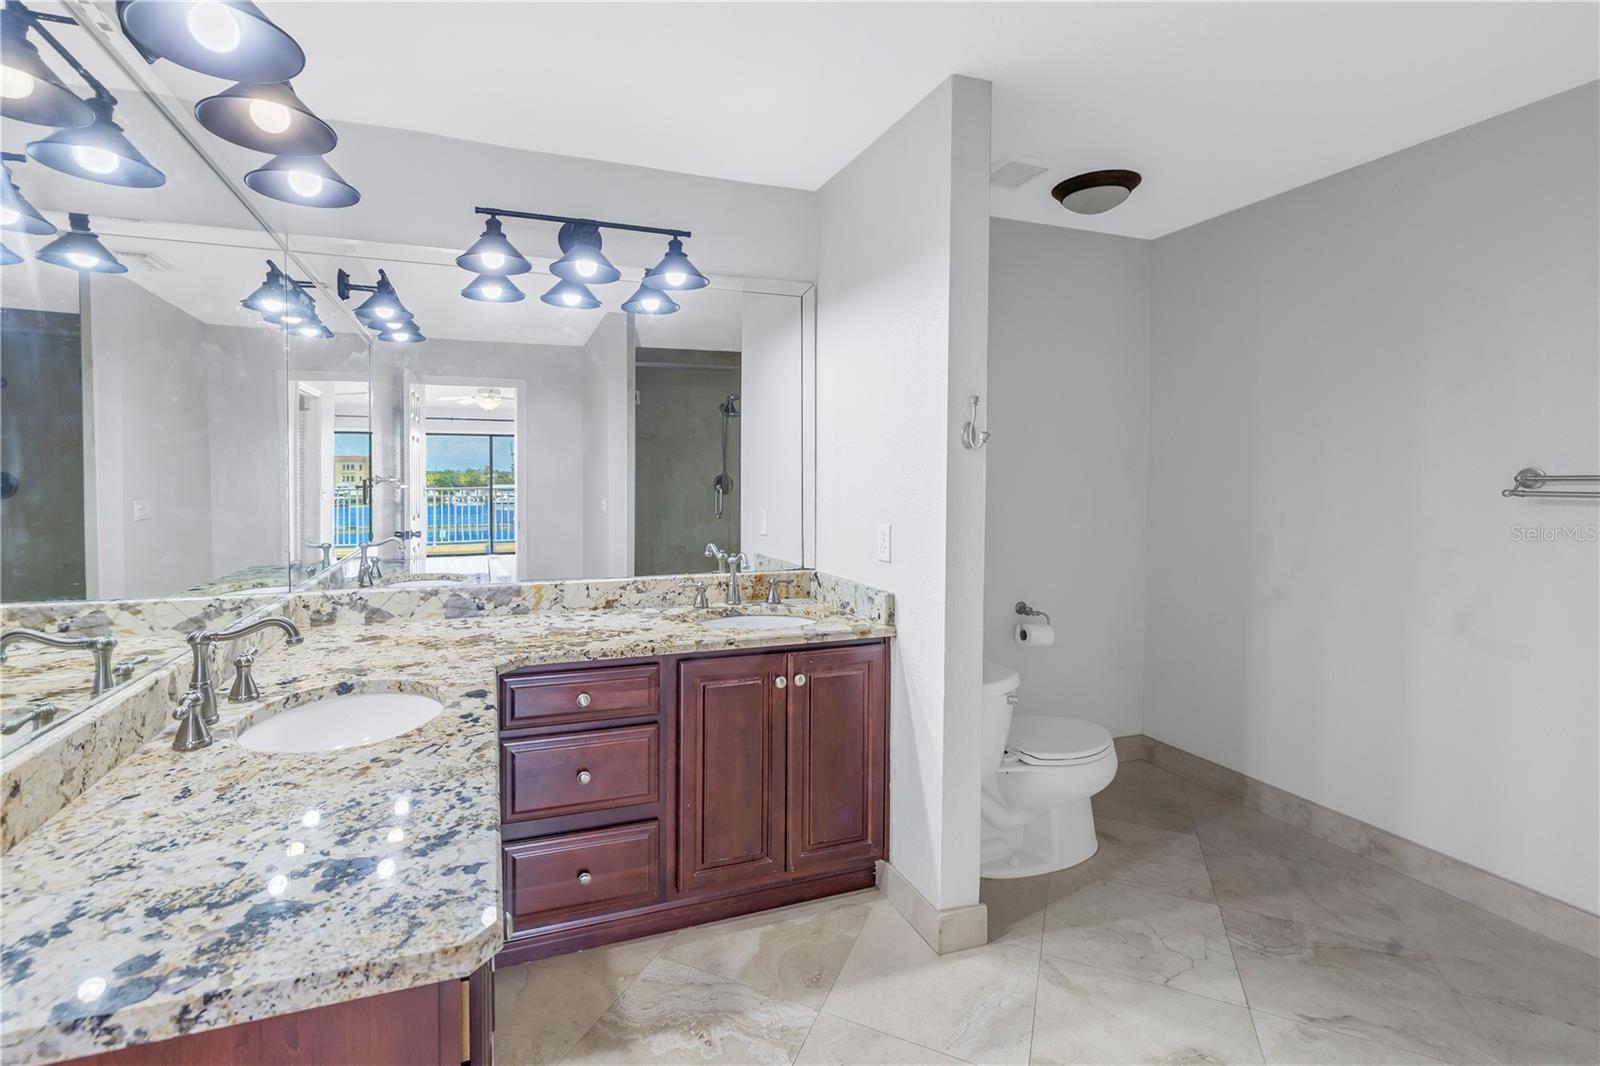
(1015, 600, 1051, 625)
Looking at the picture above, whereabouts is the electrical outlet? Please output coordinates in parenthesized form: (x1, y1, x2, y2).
(760, 508, 768, 536)
(599, 496, 608, 515)
(132, 499, 152, 522)
(876, 523, 892, 562)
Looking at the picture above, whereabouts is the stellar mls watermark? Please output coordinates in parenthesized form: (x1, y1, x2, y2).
(1509, 523, 1598, 543)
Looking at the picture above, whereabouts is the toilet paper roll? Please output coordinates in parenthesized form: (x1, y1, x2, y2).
(1014, 622, 1055, 647)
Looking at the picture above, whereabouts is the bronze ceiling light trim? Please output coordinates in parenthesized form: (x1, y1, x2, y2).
(1051, 169, 1142, 215)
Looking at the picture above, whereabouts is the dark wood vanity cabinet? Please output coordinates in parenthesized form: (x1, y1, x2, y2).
(496, 639, 888, 965)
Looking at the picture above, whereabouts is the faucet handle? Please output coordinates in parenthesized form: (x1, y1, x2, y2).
(113, 654, 151, 683)
(172, 690, 213, 753)
(229, 647, 261, 703)
(693, 582, 709, 609)
(766, 578, 791, 605)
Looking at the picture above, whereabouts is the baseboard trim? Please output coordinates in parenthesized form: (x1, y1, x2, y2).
(1115, 734, 1600, 958)
(876, 860, 987, 954)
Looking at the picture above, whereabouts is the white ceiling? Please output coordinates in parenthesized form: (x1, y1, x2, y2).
(261, 2, 1599, 239)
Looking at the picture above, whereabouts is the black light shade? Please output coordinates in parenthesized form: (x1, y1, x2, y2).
(456, 216, 531, 276)
(540, 278, 600, 310)
(354, 288, 411, 328)
(195, 81, 336, 155)
(1, 243, 21, 266)
(240, 265, 293, 314)
(0, 13, 94, 129)
(621, 282, 679, 316)
(37, 213, 125, 273)
(26, 99, 166, 188)
(643, 237, 708, 290)
(550, 222, 621, 284)
(377, 324, 424, 343)
(119, 0, 305, 83)
(244, 154, 359, 208)
(1, 166, 55, 235)
(461, 273, 524, 303)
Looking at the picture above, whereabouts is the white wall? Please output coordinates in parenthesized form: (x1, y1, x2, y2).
(1145, 84, 1600, 911)
(582, 314, 634, 578)
(740, 292, 804, 568)
(984, 221, 1152, 738)
(816, 74, 991, 911)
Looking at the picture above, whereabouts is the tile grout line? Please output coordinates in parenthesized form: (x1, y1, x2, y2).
(1187, 790, 1270, 1065)
(1244, 1006, 1451, 1065)
(786, 898, 876, 1064)
(551, 936, 671, 1066)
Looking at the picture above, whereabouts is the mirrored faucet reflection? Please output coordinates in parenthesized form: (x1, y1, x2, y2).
(0, 629, 119, 696)
(357, 536, 401, 588)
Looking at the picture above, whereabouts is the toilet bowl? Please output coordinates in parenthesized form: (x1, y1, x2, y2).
(980, 662, 1117, 879)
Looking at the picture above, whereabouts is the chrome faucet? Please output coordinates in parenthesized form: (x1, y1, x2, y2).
(724, 552, 751, 605)
(185, 616, 302, 725)
(0, 629, 118, 696)
(357, 536, 401, 588)
(305, 541, 333, 573)
(766, 578, 792, 605)
(704, 543, 729, 573)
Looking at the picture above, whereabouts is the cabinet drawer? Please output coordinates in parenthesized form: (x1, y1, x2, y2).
(502, 725, 660, 823)
(502, 664, 660, 729)
(504, 821, 661, 931)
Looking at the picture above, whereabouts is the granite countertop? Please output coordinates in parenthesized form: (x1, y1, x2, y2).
(0, 598, 892, 1065)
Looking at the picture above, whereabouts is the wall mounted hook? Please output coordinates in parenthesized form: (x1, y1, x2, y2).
(961, 394, 991, 450)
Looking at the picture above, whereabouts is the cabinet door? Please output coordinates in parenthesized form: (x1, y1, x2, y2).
(677, 654, 788, 893)
(786, 644, 887, 873)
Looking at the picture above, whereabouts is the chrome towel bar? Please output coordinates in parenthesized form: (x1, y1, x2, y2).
(1502, 468, 1599, 499)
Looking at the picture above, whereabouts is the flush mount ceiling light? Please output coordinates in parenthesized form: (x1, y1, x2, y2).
(27, 96, 167, 188)
(0, 8, 93, 129)
(1, 158, 56, 235)
(244, 153, 359, 208)
(455, 216, 531, 277)
(642, 236, 708, 291)
(551, 222, 621, 284)
(194, 80, 336, 155)
(620, 282, 679, 316)
(460, 273, 524, 303)
(540, 278, 600, 310)
(117, 0, 305, 83)
(339, 267, 424, 343)
(1, 243, 21, 266)
(37, 212, 125, 272)
(1051, 169, 1142, 215)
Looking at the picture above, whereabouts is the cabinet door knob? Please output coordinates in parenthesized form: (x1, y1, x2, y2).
(576, 769, 592, 785)
(794, 674, 807, 687)
(577, 871, 593, 885)
(576, 692, 591, 708)
(774, 676, 786, 690)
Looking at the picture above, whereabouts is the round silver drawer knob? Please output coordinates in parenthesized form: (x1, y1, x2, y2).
(794, 674, 807, 687)
(576, 769, 592, 785)
(576, 692, 591, 708)
(774, 676, 786, 689)
(577, 871, 593, 885)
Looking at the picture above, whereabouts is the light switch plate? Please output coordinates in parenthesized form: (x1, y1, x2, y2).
(132, 499, 152, 522)
(876, 523, 892, 562)
(760, 508, 768, 536)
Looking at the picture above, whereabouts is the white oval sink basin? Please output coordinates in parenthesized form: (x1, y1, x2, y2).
(701, 615, 818, 632)
(238, 692, 444, 753)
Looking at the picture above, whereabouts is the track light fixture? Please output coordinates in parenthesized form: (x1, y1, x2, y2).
(459, 206, 701, 314)
(1, 156, 55, 236)
(194, 80, 336, 155)
(461, 274, 524, 303)
(117, 0, 306, 84)
(0, 7, 93, 129)
(339, 267, 424, 343)
(244, 153, 359, 208)
(455, 216, 531, 277)
(27, 95, 166, 188)
(37, 213, 125, 273)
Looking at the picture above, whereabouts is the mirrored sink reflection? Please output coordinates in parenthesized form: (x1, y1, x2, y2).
(700, 615, 819, 632)
(237, 692, 444, 753)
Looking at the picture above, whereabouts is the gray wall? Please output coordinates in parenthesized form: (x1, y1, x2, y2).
(983, 221, 1152, 738)
(1145, 84, 1599, 910)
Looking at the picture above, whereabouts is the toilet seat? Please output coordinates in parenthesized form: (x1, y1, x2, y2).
(1004, 715, 1113, 766)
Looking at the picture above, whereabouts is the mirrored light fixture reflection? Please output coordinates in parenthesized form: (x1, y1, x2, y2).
(1, 243, 21, 266)
(539, 278, 600, 310)
(339, 267, 424, 344)
(118, 0, 306, 83)
(460, 273, 524, 303)
(620, 282, 679, 315)
(643, 236, 708, 290)
(240, 259, 331, 338)
(1, 161, 56, 235)
(244, 153, 359, 208)
(0, 9, 94, 129)
(550, 222, 621, 284)
(377, 324, 424, 344)
(455, 216, 531, 276)
(26, 97, 167, 188)
(37, 213, 125, 272)
(195, 80, 336, 155)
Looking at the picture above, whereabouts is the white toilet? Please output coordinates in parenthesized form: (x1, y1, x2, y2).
(980, 661, 1118, 879)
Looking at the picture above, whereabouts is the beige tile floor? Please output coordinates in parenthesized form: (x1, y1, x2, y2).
(493, 759, 1600, 1065)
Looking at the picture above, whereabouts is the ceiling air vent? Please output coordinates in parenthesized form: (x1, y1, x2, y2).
(111, 249, 173, 272)
(989, 156, 1050, 190)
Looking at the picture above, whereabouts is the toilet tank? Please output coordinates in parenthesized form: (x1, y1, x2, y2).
(981, 661, 1021, 773)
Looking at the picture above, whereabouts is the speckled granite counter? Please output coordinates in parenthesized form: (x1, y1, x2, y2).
(0, 588, 893, 1065)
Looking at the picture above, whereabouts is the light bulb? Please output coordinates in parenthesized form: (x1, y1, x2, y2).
(282, 312, 303, 325)
(298, 325, 319, 337)
(285, 169, 323, 199)
(0, 206, 19, 226)
(480, 251, 505, 271)
(665, 270, 687, 287)
(642, 295, 662, 311)
(481, 283, 503, 299)
(373, 305, 395, 320)
(187, 1, 242, 53)
(561, 291, 580, 307)
(248, 98, 292, 134)
(72, 145, 120, 175)
(66, 251, 100, 268)
(575, 258, 597, 278)
(392, 330, 411, 340)
(260, 297, 284, 313)
(0, 66, 34, 100)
